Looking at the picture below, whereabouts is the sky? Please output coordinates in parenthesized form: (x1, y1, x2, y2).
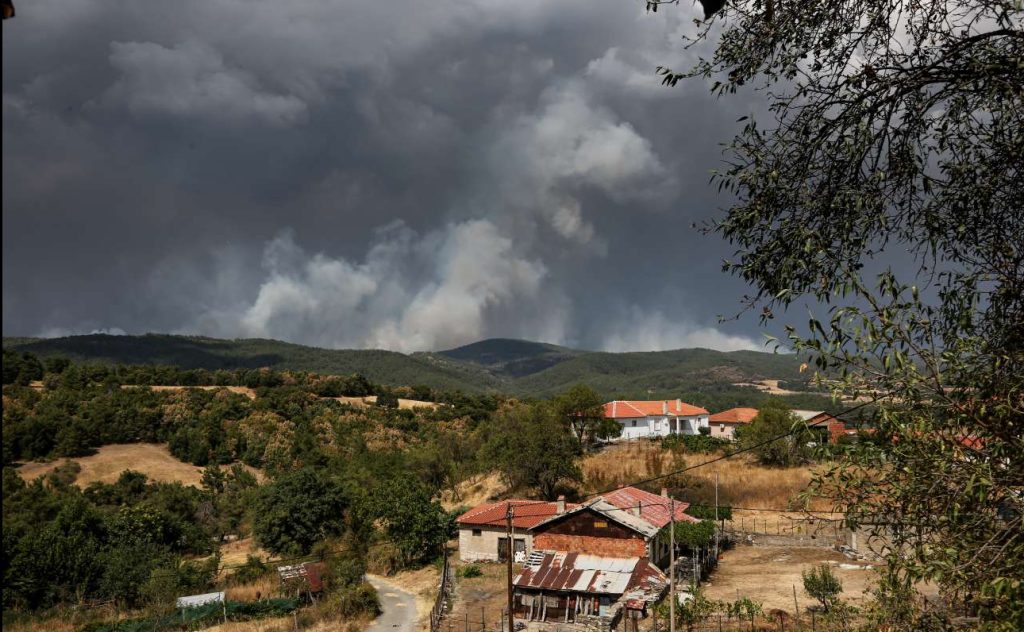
(2, 0, 775, 353)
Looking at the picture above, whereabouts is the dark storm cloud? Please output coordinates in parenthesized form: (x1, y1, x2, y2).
(3, 0, 768, 352)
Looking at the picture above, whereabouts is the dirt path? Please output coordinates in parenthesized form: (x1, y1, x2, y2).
(367, 575, 419, 632)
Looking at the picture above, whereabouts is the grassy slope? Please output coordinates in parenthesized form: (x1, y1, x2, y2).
(3, 335, 832, 406)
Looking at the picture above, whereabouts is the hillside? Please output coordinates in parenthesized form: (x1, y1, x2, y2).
(431, 338, 584, 378)
(3, 334, 827, 405)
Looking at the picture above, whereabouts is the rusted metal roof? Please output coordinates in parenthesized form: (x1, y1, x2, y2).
(513, 551, 665, 596)
(278, 561, 328, 593)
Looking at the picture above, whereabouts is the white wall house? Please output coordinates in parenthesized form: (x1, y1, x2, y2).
(456, 498, 578, 563)
(602, 400, 710, 441)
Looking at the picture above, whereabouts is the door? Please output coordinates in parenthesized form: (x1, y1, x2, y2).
(498, 537, 508, 561)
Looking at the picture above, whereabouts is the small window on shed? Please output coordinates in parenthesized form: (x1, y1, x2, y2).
(594, 520, 608, 529)
(472, 529, 482, 537)
(631, 420, 637, 427)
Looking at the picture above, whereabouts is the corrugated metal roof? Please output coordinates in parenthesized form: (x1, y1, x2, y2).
(176, 592, 224, 608)
(532, 498, 663, 538)
(514, 552, 667, 597)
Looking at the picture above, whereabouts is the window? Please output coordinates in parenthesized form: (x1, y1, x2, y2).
(594, 520, 608, 529)
(631, 420, 637, 427)
(472, 529, 482, 537)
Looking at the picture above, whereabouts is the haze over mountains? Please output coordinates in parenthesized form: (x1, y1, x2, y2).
(3, 334, 823, 404)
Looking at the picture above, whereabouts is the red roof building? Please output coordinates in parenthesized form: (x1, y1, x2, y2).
(456, 498, 579, 563)
(597, 486, 700, 528)
(602, 399, 710, 441)
(708, 407, 759, 440)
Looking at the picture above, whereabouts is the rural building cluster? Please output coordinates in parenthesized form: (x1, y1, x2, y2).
(454, 399, 855, 631)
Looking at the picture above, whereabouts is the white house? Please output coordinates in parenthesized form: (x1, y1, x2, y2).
(602, 399, 710, 441)
(456, 498, 578, 562)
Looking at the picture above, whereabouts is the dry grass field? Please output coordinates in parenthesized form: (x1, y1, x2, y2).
(327, 395, 440, 410)
(16, 443, 263, 488)
(581, 441, 831, 512)
(122, 385, 258, 399)
(17, 443, 207, 487)
(441, 472, 506, 511)
(703, 545, 879, 613)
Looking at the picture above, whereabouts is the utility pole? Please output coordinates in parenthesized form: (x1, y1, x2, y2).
(506, 504, 515, 632)
(714, 472, 720, 558)
(669, 496, 675, 632)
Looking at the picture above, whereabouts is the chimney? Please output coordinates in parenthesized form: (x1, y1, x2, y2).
(556, 495, 566, 514)
(676, 399, 682, 412)
(661, 487, 668, 498)
(632, 501, 642, 517)
(662, 401, 668, 415)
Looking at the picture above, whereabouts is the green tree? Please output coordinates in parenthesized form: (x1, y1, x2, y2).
(650, 0, 1022, 623)
(553, 384, 608, 449)
(252, 468, 348, 555)
(734, 400, 811, 466)
(482, 401, 582, 499)
(364, 476, 450, 567)
(803, 564, 843, 612)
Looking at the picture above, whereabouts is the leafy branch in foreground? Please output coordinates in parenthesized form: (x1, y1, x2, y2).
(652, 0, 1023, 626)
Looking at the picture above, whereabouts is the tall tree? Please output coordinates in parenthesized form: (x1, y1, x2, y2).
(553, 384, 610, 449)
(654, 0, 1023, 624)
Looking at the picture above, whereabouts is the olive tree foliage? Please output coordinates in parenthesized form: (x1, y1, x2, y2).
(652, 0, 1023, 625)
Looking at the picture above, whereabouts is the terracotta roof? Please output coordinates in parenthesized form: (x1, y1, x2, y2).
(603, 400, 708, 419)
(597, 486, 701, 528)
(513, 551, 665, 596)
(457, 500, 579, 529)
(709, 407, 759, 424)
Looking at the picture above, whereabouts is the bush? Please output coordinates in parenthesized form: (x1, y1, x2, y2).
(803, 564, 843, 612)
(226, 555, 271, 586)
(327, 582, 381, 618)
(662, 434, 730, 454)
(458, 564, 483, 578)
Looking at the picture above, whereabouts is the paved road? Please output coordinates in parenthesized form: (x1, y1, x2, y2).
(366, 575, 419, 632)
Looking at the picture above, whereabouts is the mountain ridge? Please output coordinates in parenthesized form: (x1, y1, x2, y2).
(2, 334, 822, 404)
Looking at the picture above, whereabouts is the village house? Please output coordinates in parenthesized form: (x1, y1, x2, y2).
(512, 551, 666, 625)
(602, 399, 710, 441)
(707, 407, 759, 440)
(531, 487, 700, 570)
(456, 498, 579, 563)
(793, 410, 850, 444)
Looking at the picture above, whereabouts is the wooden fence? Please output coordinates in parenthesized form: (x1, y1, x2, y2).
(430, 547, 455, 632)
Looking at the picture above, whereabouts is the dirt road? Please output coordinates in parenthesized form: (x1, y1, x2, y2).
(367, 575, 419, 632)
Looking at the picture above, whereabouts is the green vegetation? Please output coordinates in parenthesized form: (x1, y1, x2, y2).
(481, 400, 582, 500)
(734, 400, 814, 467)
(2, 334, 837, 407)
(81, 598, 300, 632)
(802, 564, 843, 613)
(654, 0, 1024, 624)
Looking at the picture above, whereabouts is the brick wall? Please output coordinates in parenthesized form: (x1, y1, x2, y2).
(533, 534, 647, 558)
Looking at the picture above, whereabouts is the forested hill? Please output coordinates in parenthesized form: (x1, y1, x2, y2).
(3, 334, 821, 403)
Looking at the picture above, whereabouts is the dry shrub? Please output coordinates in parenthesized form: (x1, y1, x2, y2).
(365, 541, 403, 576)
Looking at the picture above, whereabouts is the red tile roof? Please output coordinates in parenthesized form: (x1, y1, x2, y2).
(596, 486, 701, 527)
(709, 407, 759, 424)
(603, 400, 708, 419)
(457, 500, 579, 529)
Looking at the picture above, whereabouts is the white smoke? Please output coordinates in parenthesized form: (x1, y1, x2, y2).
(187, 220, 562, 352)
(600, 308, 761, 352)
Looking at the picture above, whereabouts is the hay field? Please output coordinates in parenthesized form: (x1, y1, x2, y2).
(16, 443, 262, 488)
(327, 395, 440, 410)
(581, 442, 830, 512)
